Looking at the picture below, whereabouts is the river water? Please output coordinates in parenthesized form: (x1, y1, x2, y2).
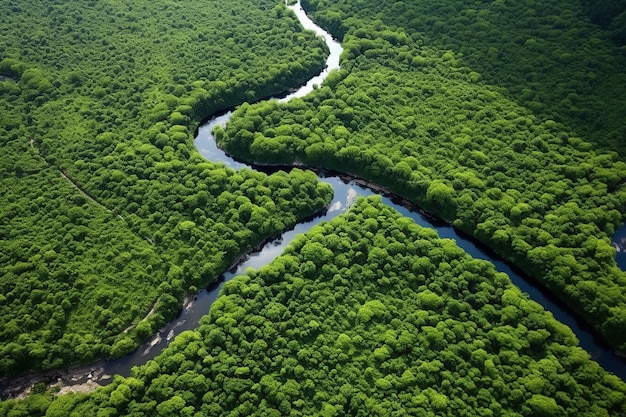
(613, 224, 626, 271)
(3, 0, 625, 399)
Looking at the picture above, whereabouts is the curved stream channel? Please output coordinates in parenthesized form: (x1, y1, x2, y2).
(4, 0, 626, 399)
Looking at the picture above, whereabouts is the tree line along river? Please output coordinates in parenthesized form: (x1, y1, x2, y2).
(2, 0, 625, 400)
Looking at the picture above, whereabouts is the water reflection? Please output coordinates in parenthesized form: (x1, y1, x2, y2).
(612, 224, 626, 270)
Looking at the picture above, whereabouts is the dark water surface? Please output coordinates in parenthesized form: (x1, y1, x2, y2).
(613, 224, 626, 271)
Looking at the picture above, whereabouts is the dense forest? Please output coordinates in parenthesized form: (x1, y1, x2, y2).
(580, 0, 626, 44)
(3, 197, 625, 416)
(0, 0, 332, 375)
(219, 0, 626, 350)
(3, 0, 626, 415)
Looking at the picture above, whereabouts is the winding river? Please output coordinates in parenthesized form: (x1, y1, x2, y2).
(3, 0, 626, 399)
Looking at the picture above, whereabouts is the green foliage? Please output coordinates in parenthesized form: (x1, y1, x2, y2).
(3, 2, 626, 417)
(221, 0, 626, 350)
(425, 181, 457, 220)
(580, 0, 626, 44)
(0, 0, 331, 375)
(36, 197, 626, 416)
(0, 391, 55, 417)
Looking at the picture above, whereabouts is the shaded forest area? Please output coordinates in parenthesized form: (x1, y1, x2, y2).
(580, 0, 626, 44)
(220, 0, 626, 351)
(0, 0, 331, 375)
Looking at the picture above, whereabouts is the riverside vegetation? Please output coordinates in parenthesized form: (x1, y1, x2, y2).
(2, 0, 626, 415)
(4, 198, 626, 416)
(219, 0, 626, 351)
(0, 0, 332, 376)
